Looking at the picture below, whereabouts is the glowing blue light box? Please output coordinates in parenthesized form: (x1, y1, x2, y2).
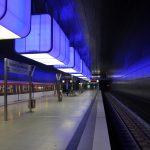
(0, 0, 31, 39)
(65, 36, 70, 65)
(72, 61, 91, 80)
(0, 0, 6, 19)
(71, 61, 86, 77)
(81, 64, 91, 80)
(87, 68, 92, 79)
(55, 47, 81, 73)
(15, 14, 70, 65)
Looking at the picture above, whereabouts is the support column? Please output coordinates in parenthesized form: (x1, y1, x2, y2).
(4, 58, 8, 121)
(56, 73, 62, 101)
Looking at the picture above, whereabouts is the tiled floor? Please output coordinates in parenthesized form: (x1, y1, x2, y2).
(0, 91, 96, 150)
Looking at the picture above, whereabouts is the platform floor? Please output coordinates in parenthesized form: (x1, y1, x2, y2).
(92, 92, 111, 150)
(77, 91, 111, 150)
(0, 91, 96, 150)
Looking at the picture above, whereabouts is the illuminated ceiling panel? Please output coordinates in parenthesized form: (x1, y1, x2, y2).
(55, 47, 81, 73)
(15, 14, 70, 65)
(72, 61, 92, 80)
(0, 0, 31, 39)
(0, 0, 6, 19)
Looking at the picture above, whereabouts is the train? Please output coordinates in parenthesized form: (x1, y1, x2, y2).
(0, 81, 54, 95)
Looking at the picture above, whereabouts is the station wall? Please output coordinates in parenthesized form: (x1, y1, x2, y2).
(0, 91, 54, 106)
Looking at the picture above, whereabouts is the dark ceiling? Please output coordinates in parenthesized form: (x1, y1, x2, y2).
(1, 0, 150, 78)
(76, 0, 150, 76)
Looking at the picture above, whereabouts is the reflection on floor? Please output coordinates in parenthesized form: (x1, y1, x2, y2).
(0, 91, 96, 150)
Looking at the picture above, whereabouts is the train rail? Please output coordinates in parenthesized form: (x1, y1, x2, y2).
(105, 93, 150, 150)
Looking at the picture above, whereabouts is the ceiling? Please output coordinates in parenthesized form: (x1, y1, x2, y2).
(75, 0, 150, 76)
(1, 0, 150, 78)
(44, 0, 150, 77)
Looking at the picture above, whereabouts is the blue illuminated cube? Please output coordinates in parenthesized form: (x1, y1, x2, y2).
(0, 0, 31, 39)
(15, 14, 70, 65)
(55, 47, 82, 73)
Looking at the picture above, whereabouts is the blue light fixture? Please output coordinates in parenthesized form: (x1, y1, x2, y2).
(0, 0, 31, 39)
(54, 47, 81, 73)
(15, 14, 70, 65)
(78, 65, 91, 80)
(0, 0, 6, 19)
(71, 61, 91, 80)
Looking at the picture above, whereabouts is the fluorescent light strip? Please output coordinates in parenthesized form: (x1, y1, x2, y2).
(22, 53, 64, 65)
(0, 25, 20, 39)
(22, 53, 54, 59)
(79, 77, 87, 79)
(72, 73, 83, 77)
(58, 68, 78, 73)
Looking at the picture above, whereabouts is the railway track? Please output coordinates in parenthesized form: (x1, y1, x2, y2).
(105, 93, 150, 150)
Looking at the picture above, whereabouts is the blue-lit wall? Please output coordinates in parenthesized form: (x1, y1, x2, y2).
(112, 53, 150, 99)
(112, 49, 150, 99)
(0, 59, 56, 83)
(111, 9, 150, 99)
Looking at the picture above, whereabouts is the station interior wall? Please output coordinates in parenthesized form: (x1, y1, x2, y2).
(0, 91, 54, 106)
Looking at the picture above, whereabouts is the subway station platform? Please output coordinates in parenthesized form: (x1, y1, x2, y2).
(0, 90, 110, 150)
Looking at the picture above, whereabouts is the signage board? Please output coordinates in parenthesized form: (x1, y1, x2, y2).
(7, 59, 34, 76)
(3, 58, 35, 121)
